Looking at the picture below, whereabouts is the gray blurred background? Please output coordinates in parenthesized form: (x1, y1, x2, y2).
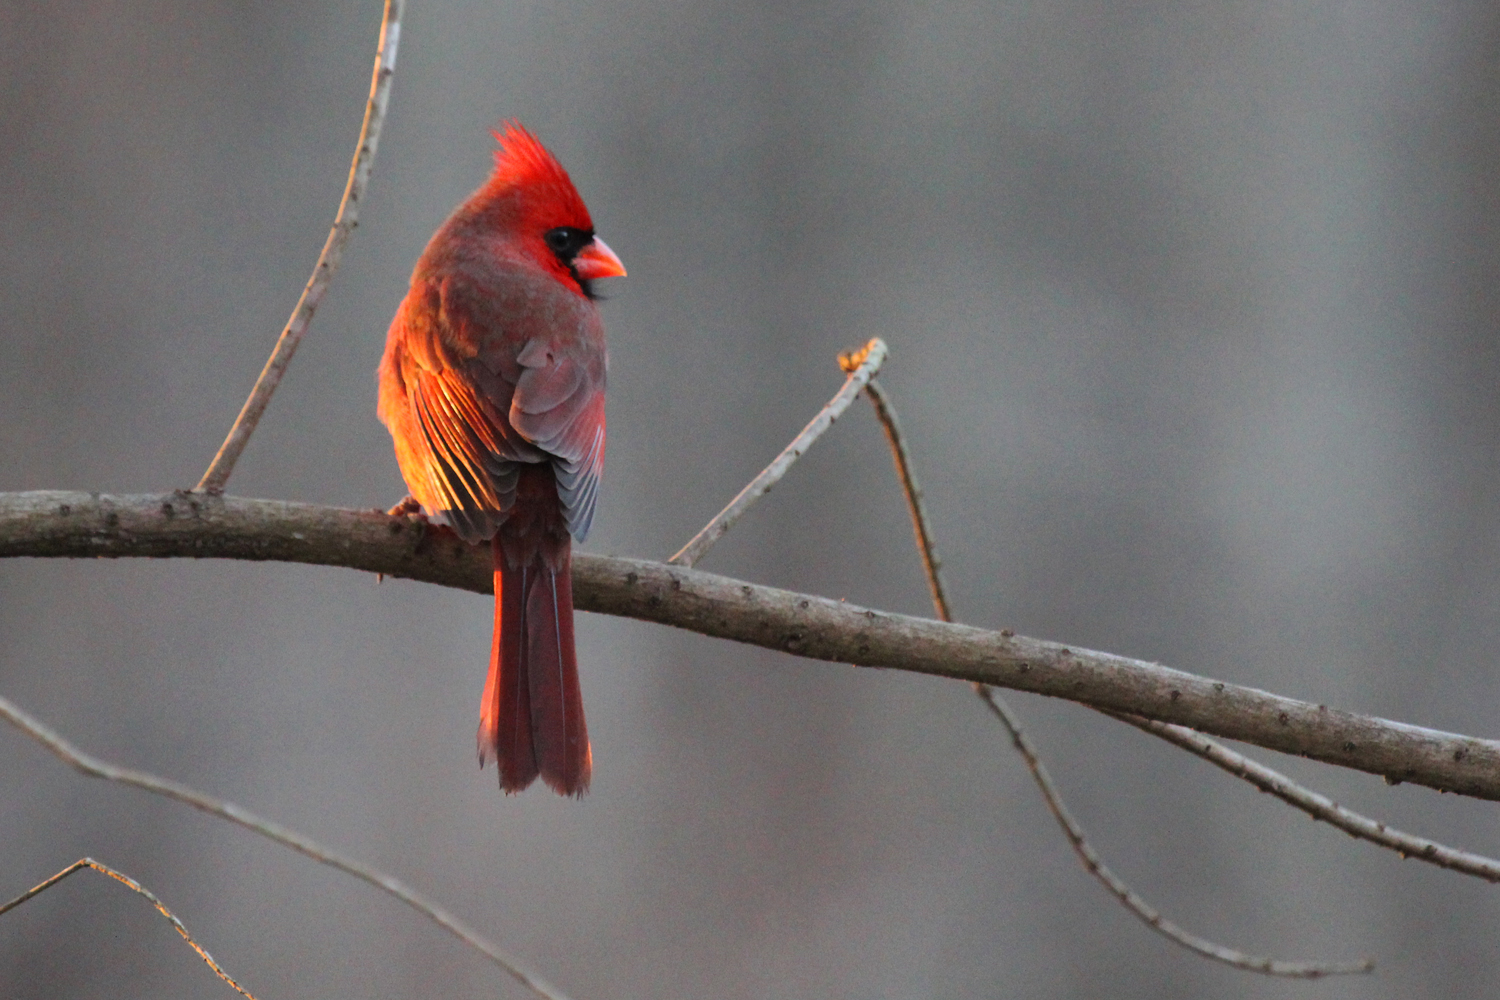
(2, 0, 1499, 997)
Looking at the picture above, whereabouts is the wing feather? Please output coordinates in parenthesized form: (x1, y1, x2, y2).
(384, 276, 606, 544)
(510, 351, 606, 541)
(409, 371, 510, 540)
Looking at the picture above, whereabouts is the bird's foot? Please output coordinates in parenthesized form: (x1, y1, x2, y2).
(384, 495, 427, 520)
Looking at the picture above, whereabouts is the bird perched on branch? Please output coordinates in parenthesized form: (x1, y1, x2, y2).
(378, 123, 625, 796)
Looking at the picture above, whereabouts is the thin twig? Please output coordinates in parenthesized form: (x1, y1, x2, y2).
(0, 694, 575, 1000)
(853, 368, 1500, 889)
(658, 342, 1367, 975)
(975, 689, 1372, 976)
(1107, 712, 1500, 882)
(196, 0, 404, 494)
(6, 491, 1500, 801)
(857, 365, 1371, 977)
(847, 374, 951, 621)
(668, 337, 888, 567)
(1, 858, 258, 998)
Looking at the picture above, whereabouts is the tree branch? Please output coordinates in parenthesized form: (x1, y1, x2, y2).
(668, 337, 887, 567)
(1, 858, 259, 998)
(974, 690, 1372, 976)
(855, 367, 1500, 905)
(196, 0, 403, 493)
(1109, 712, 1500, 882)
(851, 370, 1368, 975)
(0, 693, 575, 1000)
(848, 374, 953, 622)
(3, 489, 1499, 800)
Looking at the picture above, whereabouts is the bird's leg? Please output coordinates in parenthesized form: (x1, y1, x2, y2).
(384, 494, 426, 519)
(376, 496, 435, 582)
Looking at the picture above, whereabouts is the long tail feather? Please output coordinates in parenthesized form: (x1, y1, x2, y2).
(480, 539, 539, 792)
(479, 535, 591, 795)
(526, 563, 591, 795)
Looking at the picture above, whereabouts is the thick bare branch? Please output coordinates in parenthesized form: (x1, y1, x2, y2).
(3, 490, 1500, 800)
(0, 693, 574, 1000)
(669, 338, 887, 567)
(196, 0, 403, 493)
(1, 858, 258, 998)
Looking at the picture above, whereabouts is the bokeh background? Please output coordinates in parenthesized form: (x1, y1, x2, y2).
(3, 1, 1500, 997)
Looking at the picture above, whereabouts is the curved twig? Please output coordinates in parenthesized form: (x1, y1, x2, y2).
(669, 338, 887, 567)
(976, 690, 1372, 976)
(845, 375, 952, 622)
(1, 858, 258, 998)
(0, 694, 575, 1000)
(849, 368, 1500, 890)
(855, 370, 1371, 977)
(196, 0, 404, 493)
(1109, 712, 1500, 882)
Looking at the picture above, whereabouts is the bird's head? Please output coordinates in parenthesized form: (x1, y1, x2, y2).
(483, 122, 626, 300)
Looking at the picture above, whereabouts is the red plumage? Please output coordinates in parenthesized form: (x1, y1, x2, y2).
(378, 123, 624, 795)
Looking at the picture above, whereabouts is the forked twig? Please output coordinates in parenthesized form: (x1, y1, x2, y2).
(1109, 712, 1500, 882)
(860, 368, 1500, 885)
(854, 358, 1372, 977)
(0, 694, 575, 1000)
(668, 337, 887, 567)
(196, 0, 404, 493)
(1, 858, 258, 998)
(668, 343, 1366, 974)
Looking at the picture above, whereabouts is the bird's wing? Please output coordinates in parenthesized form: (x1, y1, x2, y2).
(506, 335, 607, 542)
(387, 284, 545, 542)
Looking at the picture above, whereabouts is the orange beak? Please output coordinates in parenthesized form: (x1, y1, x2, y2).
(573, 236, 627, 280)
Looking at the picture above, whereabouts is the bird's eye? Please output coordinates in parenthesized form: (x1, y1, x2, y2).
(543, 226, 593, 260)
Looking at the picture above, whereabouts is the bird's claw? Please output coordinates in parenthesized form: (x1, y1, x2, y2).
(385, 495, 427, 520)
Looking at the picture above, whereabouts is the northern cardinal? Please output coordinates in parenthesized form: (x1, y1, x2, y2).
(378, 124, 625, 796)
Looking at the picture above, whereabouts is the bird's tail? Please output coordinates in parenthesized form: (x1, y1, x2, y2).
(479, 535, 592, 796)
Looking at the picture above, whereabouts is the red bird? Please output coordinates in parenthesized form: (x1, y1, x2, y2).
(378, 124, 625, 796)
